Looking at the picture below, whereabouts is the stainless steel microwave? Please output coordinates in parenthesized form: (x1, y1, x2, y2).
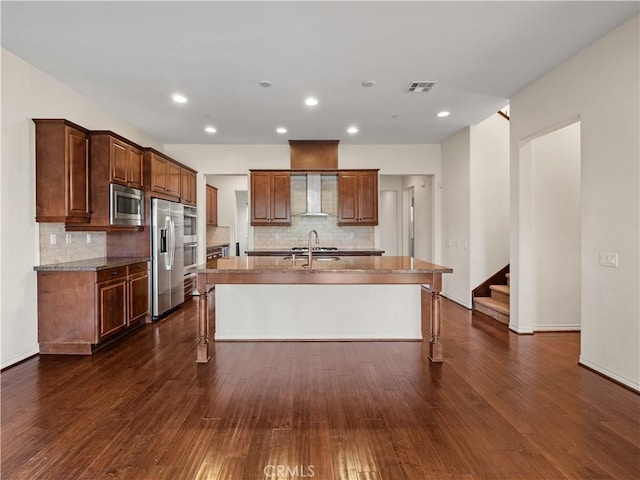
(110, 183, 145, 227)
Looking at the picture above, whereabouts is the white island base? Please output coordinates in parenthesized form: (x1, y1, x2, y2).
(215, 284, 422, 340)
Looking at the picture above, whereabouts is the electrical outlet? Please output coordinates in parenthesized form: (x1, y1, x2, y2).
(86, 233, 92, 244)
(65, 233, 72, 244)
(464, 241, 469, 249)
(349, 232, 354, 239)
(599, 252, 618, 267)
(49, 234, 57, 245)
(456, 240, 461, 248)
(446, 240, 452, 247)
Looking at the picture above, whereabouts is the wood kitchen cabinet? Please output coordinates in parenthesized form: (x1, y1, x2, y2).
(145, 149, 181, 199)
(338, 170, 379, 226)
(181, 168, 197, 206)
(206, 185, 218, 225)
(76, 131, 146, 231)
(250, 171, 291, 226)
(37, 262, 150, 354)
(34, 119, 91, 225)
(94, 133, 144, 190)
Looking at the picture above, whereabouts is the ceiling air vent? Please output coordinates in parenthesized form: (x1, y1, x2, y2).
(405, 81, 437, 93)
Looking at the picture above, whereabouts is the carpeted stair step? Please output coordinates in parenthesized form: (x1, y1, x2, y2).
(490, 284, 510, 303)
(474, 296, 510, 325)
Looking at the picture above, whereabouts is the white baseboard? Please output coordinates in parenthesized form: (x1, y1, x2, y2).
(508, 322, 534, 334)
(1, 347, 39, 370)
(441, 293, 471, 309)
(579, 357, 640, 392)
(534, 324, 581, 332)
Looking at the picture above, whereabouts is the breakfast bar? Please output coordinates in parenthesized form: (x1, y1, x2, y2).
(196, 256, 452, 364)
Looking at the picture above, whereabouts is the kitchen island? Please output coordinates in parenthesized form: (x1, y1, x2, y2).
(195, 256, 452, 364)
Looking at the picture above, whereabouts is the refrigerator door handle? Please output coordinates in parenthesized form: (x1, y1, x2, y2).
(168, 217, 176, 269)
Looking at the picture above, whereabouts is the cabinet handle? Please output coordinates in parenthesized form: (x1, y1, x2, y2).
(112, 271, 118, 275)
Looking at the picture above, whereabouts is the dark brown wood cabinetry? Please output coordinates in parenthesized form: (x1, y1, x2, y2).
(37, 262, 150, 354)
(34, 119, 90, 224)
(78, 132, 146, 231)
(250, 171, 291, 226)
(145, 149, 181, 199)
(102, 135, 144, 190)
(206, 185, 218, 226)
(181, 168, 197, 206)
(338, 170, 379, 226)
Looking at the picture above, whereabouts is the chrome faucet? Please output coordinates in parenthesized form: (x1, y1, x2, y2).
(307, 229, 319, 267)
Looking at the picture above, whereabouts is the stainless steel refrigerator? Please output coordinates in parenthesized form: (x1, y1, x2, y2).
(151, 198, 185, 319)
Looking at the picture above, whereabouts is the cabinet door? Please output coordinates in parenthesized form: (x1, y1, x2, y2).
(97, 278, 127, 340)
(270, 173, 291, 224)
(165, 161, 181, 197)
(181, 169, 197, 205)
(357, 171, 378, 225)
(110, 138, 128, 185)
(251, 172, 272, 225)
(151, 155, 167, 192)
(66, 127, 91, 221)
(337, 172, 358, 224)
(207, 185, 218, 225)
(128, 146, 144, 189)
(128, 271, 149, 323)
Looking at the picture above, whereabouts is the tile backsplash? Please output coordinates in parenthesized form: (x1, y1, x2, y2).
(254, 175, 374, 248)
(207, 225, 230, 246)
(39, 223, 106, 264)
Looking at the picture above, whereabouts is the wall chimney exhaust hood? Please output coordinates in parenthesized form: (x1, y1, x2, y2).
(289, 140, 339, 217)
(300, 174, 328, 217)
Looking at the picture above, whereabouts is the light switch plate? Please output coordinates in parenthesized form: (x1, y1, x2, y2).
(599, 252, 618, 267)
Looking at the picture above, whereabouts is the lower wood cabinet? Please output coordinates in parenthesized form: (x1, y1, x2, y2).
(37, 262, 149, 354)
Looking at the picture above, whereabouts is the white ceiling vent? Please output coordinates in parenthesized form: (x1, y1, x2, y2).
(405, 81, 437, 93)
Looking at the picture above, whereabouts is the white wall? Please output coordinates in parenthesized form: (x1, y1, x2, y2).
(442, 113, 510, 308)
(469, 114, 510, 289)
(205, 175, 249, 256)
(1, 49, 163, 368)
(531, 122, 581, 331)
(441, 128, 471, 306)
(510, 16, 639, 390)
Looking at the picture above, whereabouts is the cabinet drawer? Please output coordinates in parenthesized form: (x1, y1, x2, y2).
(97, 267, 127, 283)
(127, 262, 148, 275)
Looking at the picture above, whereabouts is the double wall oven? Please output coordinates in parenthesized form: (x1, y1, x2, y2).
(183, 206, 198, 298)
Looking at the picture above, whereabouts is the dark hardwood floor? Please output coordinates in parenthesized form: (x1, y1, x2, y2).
(2, 298, 639, 480)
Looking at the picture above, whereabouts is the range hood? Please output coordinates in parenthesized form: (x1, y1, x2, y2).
(300, 174, 328, 217)
(289, 140, 339, 217)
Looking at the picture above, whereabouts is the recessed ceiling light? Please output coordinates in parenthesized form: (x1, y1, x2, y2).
(172, 93, 188, 104)
(259, 80, 272, 88)
(362, 80, 375, 88)
(305, 97, 318, 107)
(276, 127, 287, 134)
(347, 126, 359, 134)
(437, 111, 450, 118)
(204, 126, 217, 133)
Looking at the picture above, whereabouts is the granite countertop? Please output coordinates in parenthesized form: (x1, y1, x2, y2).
(34, 256, 150, 272)
(197, 256, 452, 274)
(246, 248, 385, 256)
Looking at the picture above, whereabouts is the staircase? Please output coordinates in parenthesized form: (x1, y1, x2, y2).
(473, 269, 510, 325)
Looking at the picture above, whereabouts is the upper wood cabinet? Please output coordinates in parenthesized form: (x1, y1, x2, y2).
(105, 136, 144, 190)
(181, 168, 197, 206)
(206, 185, 218, 226)
(250, 171, 291, 226)
(90, 133, 144, 190)
(145, 150, 181, 199)
(34, 119, 91, 224)
(338, 170, 379, 226)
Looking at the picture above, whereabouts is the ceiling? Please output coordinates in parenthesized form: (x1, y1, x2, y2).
(2, 1, 638, 145)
